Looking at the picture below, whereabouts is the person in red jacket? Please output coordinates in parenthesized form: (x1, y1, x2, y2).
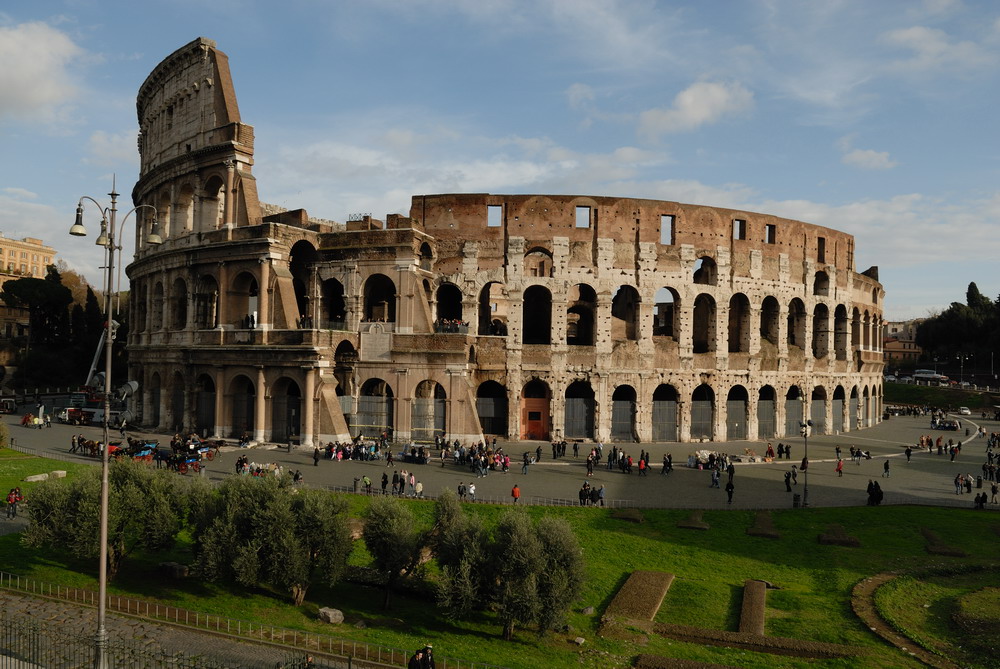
(511, 484, 520, 504)
(5, 487, 23, 519)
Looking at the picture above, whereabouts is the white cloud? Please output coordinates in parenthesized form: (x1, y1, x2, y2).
(881, 25, 996, 73)
(1, 187, 37, 200)
(638, 82, 753, 139)
(842, 148, 898, 170)
(566, 83, 595, 109)
(0, 22, 83, 123)
(85, 130, 140, 167)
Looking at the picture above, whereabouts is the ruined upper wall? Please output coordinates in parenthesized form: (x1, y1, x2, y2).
(136, 37, 249, 177)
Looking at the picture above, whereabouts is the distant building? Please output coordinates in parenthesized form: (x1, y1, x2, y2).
(882, 319, 924, 368)
(0, 235, 57, 374)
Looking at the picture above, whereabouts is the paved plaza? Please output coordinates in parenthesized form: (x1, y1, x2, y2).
(5, 408, 998, 511)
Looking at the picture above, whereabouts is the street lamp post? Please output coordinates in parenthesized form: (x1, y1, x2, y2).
(71, 181, 159, 669)
(800, 420, 813, 508)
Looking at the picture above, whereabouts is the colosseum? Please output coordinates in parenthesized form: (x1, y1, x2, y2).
(125, 38, 885, 447)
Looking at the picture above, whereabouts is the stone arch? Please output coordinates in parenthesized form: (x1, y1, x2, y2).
(651, 384, 679, 441)
(135, 282, 148, 333)
(862, 385, 871, 427)
(289, 240, 319, 321)
(693, 256, 717, 286)
(522, 285, 552, 345)
(169, 277, 188, 330)
(812, 303, 830, 359)
(851, 307, 861, 349)
(810, 385, 827, 434)
(436, 282, 463, 322)
(567, 283, 597, 346)
(194, 374, 215, 436)
(757, 385, 777, 439)
(151, 281, 164, 330)
(691, 384, 715, 440)
(412, 380, 447, 443)
(363, 274, 396, 322)
(834, 305, 849, 361)
(653, 287, 680, 338)
(524, 247, 553, 278)
(787, 298, 806, 349)
(565, 380, 596, 439)
(270, 377, 301, 443)
(611, 285, 640, 341)
(692, 293, 717, 353)
(201, 174, 225, 231)
(148, 371, 162, 427)
(832, 385, 846, 433)
(476, 380, 508, 437)
(728, 293, 751, 353)
(784, 385, 803, 437)
(726, 385, 749, 440)
(231, 271, 259, 327)
(333, 340, 357, 398)
(759, 296, 780, 347)
(322, 278, 346, 327)
(194, 274, 219, 329)
(871, 287, 878, 305)
(813, 271, 830, 297)
(358, 378, 394, 438)
(863, 310, 871, 349)
(521, 379, 550, 440)
(175, 183, 195, 234)
(419, 242, 434, 271)
(169, 371, 185, 432)
(157, 191, 172, 239)
(228, 374, 255, 439)
(611, 384, 637, 441)
(478, 281, 508, 336)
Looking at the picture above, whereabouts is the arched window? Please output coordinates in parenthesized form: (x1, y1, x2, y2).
(567, 284, 596, 346)
(478, 282, 508, 336)
(787, 299, 806, 349)
(522, 285, 552, 344)
(436, 283, 464, 324)
(813, 271, 830, 297)
(322, 278, 346, 328)
(169, 277, 187, 330)
(834, 305, 848, 361)
(653, 287, 679, 338)
(363, 274, 396, 322)
(611, 285, 640, 341)
(693, 256, 717, 285)
(692, 294, 716, 353)
(812, 304, 829, 359)
(728, 293, 750, 353)
(524, 248, 553, 278)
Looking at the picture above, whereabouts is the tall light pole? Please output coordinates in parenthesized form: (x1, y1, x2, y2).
(71, 180, 159, 669)
(800, 419, 813, 508)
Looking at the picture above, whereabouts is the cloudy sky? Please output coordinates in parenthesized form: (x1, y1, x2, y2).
(2, 0, 999, 320)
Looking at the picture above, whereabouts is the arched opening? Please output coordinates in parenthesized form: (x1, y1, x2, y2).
(611, 385, 637, 441)
(524, 247, 553, 278)
(520, 379, 550, 440)
(850, 386, 860, 429)
(565, 381, 596, 439)
(412, 380, 446, 443)
(170, 371, 185, 432)
(194, 374, 215, 436)
(691, 384, 715, 440)
(177, 184, 195, 233)
(651, 384, 679, 441)
(358, 378, 394, 438)
(135, 283, 148, 333)
(522, 285, 552, 345)
(787, 299, 806, 349)
(693, 256, 717, 285)
(322, 278, 346, 329)
(363, 274, 396, 322)
(862, 310, 871, 350)
(851, 308, 861, 349)
(201, 175, 225, 231)
(157, 191, 172, 239)
(726, 386, 749, 440)
(810, 386, 827, 435)
(759, 296, 780, 347)
(169, 277, 187, 330)
(812, 304, 830, 359)
(419, 242, 434, 271)
(271, 377, 301, 443)
(476, 381, 508, 437)
(692, 294, 716, 353)
(478, 282, 508, 335)
(148, 372, 161, 427)
(653, 287, 679, 338)
(231, 272, 259, 328)
(567, 283, 596, 346)
(289, 240, 319, 322)
(333, 340, 357, 413)
(611, 285, 640, 340)
(834, 305, 849, 361)
(813, 271, 830, 297)
(194, 275, 219, 329)
(862, 386, 871, 427)
(228, 375, 255, 439)
(784, 386, 803, 437)
(151, 282, 164, 331)
(757, 385, 776, 438)
(435, 282, 464, 326)
(728, 293, 751, 353)
(832, 385, 846, 433)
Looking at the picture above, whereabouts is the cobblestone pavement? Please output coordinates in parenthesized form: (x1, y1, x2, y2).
(6, 408, 999, 511)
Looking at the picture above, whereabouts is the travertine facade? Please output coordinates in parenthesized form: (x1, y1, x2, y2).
(126, 38, 884, 446)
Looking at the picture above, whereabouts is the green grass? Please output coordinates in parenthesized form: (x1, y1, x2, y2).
(0, 447, 91, 496)
(884, 382, 998, 410)
(3, 498, 999, 668)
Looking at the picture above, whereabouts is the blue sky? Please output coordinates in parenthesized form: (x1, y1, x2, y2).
(1, 0, 999, 320)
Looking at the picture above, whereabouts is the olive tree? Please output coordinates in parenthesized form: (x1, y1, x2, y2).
(362, 495, 427, 609)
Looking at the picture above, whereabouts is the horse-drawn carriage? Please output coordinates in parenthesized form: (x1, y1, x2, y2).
(109, 438, 158, 463)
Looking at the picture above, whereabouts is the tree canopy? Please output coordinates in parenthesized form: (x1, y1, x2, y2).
(915, 282, 1000, 369)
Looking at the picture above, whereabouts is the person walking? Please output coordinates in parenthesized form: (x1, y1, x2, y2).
(521, 452, 530, 475)
(836, 459, 844, 477)
(725, 480, 734, 504)
(905, 446, 912, 463)
(313, 447, 320, 467)
(5, 488, 23, 519)
(727, 462, 735, 483)
(467, 482, 476, 502)
(784, 471, 792, 492)
(511, 484, 521, 504)
(882, 459, 890, 478)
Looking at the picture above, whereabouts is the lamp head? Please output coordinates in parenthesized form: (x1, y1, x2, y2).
(69, 204, 87, 237)
(145, 220, 162, 246)
(95, 218, 110, 247)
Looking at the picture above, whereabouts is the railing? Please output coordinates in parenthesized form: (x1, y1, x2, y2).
(0, 570, 508, 669)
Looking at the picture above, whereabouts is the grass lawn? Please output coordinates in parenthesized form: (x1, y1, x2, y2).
(2, 495, 998, 668)
(884, 382, 998, 410)
(0, 447, 91, 497)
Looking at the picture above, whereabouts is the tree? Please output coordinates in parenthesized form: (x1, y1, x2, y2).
(433, 490, 488, 619)
(362, 496, 426, 609)
(194, 475, 352, 605)
(534, 516, 584, 634)
(22, 458, 184, 580)
(0, 276, 72, 346)
(492, 511, 544, 640)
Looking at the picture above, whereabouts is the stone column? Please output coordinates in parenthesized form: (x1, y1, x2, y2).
(216, 262, 228, 328)
(213, 367, 226, 438)
(302, 366, 316, 448)
(257, 259, 270, 330)
(254, 367, 267, 443)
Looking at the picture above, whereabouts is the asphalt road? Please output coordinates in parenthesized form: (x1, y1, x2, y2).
(6, 408, 999, 511)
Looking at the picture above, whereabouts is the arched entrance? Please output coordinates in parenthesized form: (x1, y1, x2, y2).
(170, 372, 185, 432)
(520, 380, 550, 440)
(564, 381, 596, 440)
(194, 374, 215, 436)
(412, 380, 446, 443)
(757, 386, 776, 439)
(358, 378, 394, 438)
(322, 278, 346, 328)
(691, 385, 715, 440)
(611, 385, 636, 441)
(810, 386, 827, 435)
(476, 381, 508, 437)
(229, 375, 255, 439)
(832, 386, 846, 433)
(784, 386, 803, 437)
(651, 384, 678, 441)
(522, 286, 552, 344)
(726, 386, 748, 440)
(148, 372, 161, 427)
(270, 378, 301, 443)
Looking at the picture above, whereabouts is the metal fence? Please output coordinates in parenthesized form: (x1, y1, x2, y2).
(0, 572, 507, 669)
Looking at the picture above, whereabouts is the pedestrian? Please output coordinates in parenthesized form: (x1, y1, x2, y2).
(710, 469, 720, 488)
(638, 457, 647, 476)
(511, 484, 520, 504)
(784, 471, 792, 492)
(991, 482, 998, 504)
(791, 465, 798, 485)
(381, 472, 389, 494)
(882, 459, 890, 478)
(835, 445, 841, 460)
(467, 482, 475, 501)
(725, 480, 734, 504)
(785, 444, 792, 460)
(835, 459, 843, 477)
(415, 480, 424, 498)
(800, 455, 807, 472)
(727, 462, 735, 483)
(70, 434, 78, 453)
(5, 488, 23, 519)
(313, 447, 320, 466)
(904, 446, 912, 463)
(421, 644, 436, 669)
(407, 649, 424, 669)
(573, 442, 579, 458)
(597, 485, 605, 507)
(522, 452, 530, 475)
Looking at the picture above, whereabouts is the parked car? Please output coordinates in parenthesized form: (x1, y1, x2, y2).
(958, 407, 971, 415)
